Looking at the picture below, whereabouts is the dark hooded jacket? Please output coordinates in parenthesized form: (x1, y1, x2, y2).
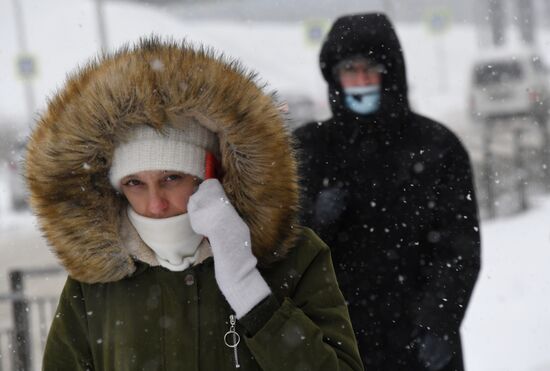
(26, 38, 363, 371)
(294, 13, 480, 371)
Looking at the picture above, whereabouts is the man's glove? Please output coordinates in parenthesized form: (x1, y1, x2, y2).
(188, 179, 271, 318)
(412, 328, 453, 371)
(314, 185, 349, 226)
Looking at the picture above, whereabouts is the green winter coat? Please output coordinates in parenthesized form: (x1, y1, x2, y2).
(25, 38, 363, 370)
(43, 228, 361, 370)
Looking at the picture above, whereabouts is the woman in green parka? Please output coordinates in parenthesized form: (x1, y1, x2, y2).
(25, 38, 363, 371)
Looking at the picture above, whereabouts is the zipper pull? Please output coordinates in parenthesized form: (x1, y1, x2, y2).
(224, 314, 241, 368)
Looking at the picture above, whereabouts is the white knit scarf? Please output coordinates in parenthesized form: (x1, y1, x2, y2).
(127, 207, 204, 271)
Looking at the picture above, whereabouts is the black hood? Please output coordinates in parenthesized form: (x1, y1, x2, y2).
(320, 13, 410, 128)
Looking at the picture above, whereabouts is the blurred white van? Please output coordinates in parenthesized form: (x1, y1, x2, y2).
(469, 49, 550, 122)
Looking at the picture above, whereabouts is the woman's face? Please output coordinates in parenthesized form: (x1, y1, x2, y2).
(120, 170, 199, 218)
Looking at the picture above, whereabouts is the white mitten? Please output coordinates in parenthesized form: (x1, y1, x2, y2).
(188, 179, 271, 318)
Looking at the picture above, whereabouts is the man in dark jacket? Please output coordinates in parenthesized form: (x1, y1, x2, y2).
(294, 13, 481, 371)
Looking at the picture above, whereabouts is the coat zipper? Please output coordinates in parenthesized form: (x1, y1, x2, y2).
(224, 314, 241, 368)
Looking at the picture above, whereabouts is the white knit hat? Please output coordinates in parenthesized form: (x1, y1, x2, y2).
(109, 122, 218, 189)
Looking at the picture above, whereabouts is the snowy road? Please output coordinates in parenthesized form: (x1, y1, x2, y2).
(462, 197, 550, 371)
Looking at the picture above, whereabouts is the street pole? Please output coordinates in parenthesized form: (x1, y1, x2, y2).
(12, 0, 36, 120)
(487, 0, 506, 47)
(516, 0, 536, 45)
(10, 271, 31, 371)
(513, 128, 529, 212)
(436, 37, 447, 93)
(382, 0, 393, 18)
(540, 120, 550, 192)
(95, 0, 109, 52)
(483, 120, 496, 219)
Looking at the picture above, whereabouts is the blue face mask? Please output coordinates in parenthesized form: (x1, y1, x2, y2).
(343, 85, 381, 115)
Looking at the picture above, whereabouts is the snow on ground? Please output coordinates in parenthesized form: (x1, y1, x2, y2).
(1, 0, 550, 370)
(462, 197, 550, 371)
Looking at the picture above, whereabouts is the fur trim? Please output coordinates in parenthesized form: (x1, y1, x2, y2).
(25, 37, 299, 283)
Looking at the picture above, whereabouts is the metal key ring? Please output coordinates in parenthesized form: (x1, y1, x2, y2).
(224, 330, 240, 348)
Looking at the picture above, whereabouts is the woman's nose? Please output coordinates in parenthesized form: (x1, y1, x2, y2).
(147, 189, 169, 217)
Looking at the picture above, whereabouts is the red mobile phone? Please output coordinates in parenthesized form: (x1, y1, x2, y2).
(205, 151, 221, 180)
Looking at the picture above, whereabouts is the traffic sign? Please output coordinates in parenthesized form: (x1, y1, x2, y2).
(16, 54, 37, 80)
(304, 19, 329, 46)
(425, 8, 452, 35)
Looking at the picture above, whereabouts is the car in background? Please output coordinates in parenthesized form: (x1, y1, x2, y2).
(469, 49, 550, 123)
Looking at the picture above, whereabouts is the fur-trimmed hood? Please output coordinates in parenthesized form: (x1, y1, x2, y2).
(25, 38, 299, 283)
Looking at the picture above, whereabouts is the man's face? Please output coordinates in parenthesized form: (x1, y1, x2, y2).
(336, 58, 382, 88)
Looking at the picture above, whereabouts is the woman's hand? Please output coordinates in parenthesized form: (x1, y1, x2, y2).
(188, 179, 271, 318)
